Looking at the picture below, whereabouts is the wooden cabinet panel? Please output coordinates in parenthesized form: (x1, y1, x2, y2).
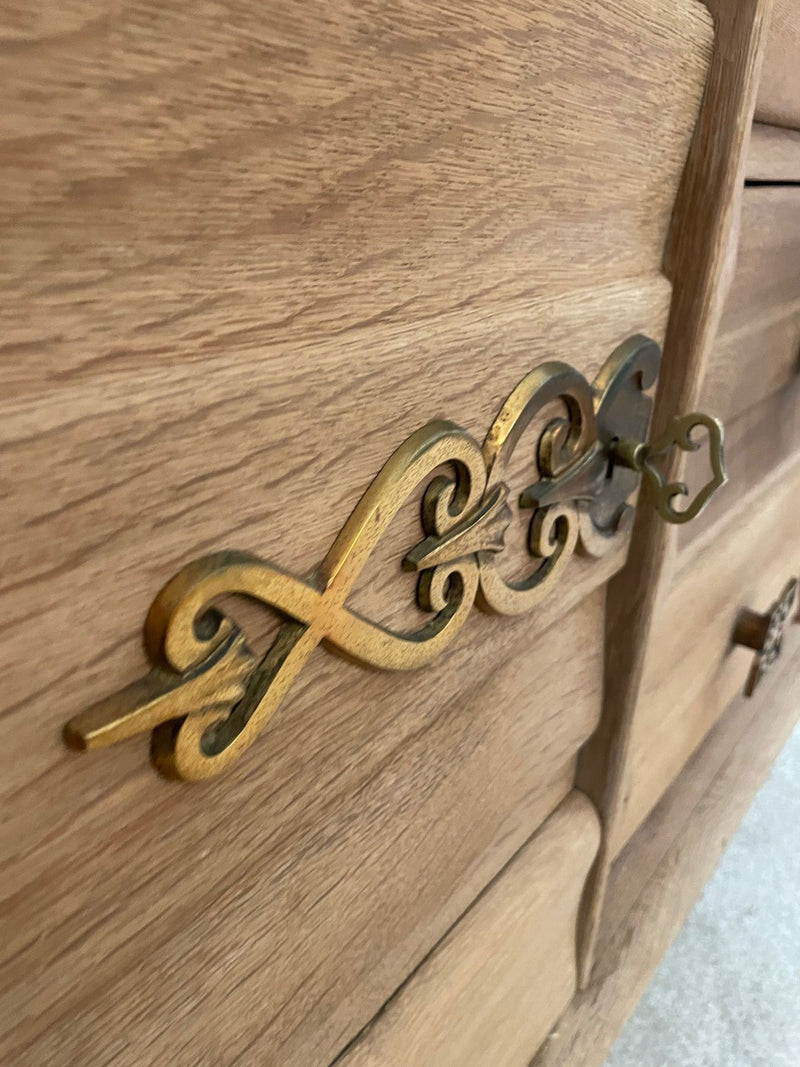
(755, 0, 800, 129)
(697, 172, 800, 442)
(2, 589, 604, 1067)
(716, 186, 800, 341)
(2, 0, 711, 401)
(0, 1, 714, 1064)
(698, 307, 800, 426)
(542, 0, 800, 1047)
(336, 792, 600, 1067)
(683, 184, 800, 546)
(608, 457, 800, 857)
(532, 635, 800, 1067)
(746, 122, 800, 180)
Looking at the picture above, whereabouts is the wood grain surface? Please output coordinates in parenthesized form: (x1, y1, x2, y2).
(699, 181, 800, 448)
(610, 455, 800, 856)
(716, 185, 800, 339)
(682, 183, 800, 545)
(335, 792, 599, 1067)
(755, 0, 800, 128)
(747, 122, 800, 180)
(0, 1, 713, 1064)
(697, 308, 800, 427)
(575, 0, 772, 985)
(532, 632, 800, 1067)
(1, 0, 711, 397)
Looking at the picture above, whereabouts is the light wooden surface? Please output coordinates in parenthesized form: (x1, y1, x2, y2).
(0, 2, 715, 1064)
(716, 186, 800, 338)
(610, 455, 800, 856)
(681, 182, 800, 546)
(335, 792, 600, 1067)
(575, 0, 773, 984)
(746, 122, 800, 179)
(696, 307, 800, 427)
(532, 634, 800, 1067)
(1, 593, 602, 1067)
(755, 0, 800, 128)
(698, 184, 800, 423)
(1, 0, 711, 396)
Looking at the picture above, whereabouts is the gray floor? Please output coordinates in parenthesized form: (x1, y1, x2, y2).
(605, 722, 800, 1067)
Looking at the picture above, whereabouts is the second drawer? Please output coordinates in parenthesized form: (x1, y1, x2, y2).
(609, 456, 800, 857)
(336, 791, 600, 1067)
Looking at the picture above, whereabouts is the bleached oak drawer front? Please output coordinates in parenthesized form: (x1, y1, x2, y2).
(697, 312, 800, 430)
(610, 458, 800, 857)
(716, 187, 800, 342)
(746, 123, 800, 182)
(680, 185, 800, 547)
(755, 0, 800, 129)
(337, 793, 601, 1067)
(698, 185, 800, 425)
(2, 1, 713, 1065)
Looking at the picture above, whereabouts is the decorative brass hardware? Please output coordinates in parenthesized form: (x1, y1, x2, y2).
(733, 578, 798, 696)
(64, 334, 727, 781)
(610, 413, 727, 525)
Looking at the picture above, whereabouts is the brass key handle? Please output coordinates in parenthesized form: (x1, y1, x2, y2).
(733, 579, 798, 696)
(610, 412, 726, 524)
(64, 334, 728, 781)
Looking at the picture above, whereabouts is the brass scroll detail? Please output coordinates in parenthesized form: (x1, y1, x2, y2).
(64, 335, 727, 781)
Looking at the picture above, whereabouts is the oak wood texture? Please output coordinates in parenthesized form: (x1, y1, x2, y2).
(696, 305, 800, 428)
(575, 0, 774, 984)
(680, 183, 800, 546)
(2, 595, 601, 1067)
(532, 633, 800, 1067)
(755, 0, 800, 129)
(747, 121, 800, 179)
(335, 792, 600, 1067)
(609, 455, 800, 857)
(0, 2, 715, 1063)
(716, 185, 800, 340)
(1, 0, 712, 396)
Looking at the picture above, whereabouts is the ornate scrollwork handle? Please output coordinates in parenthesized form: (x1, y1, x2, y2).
(64, 335, 727, 782)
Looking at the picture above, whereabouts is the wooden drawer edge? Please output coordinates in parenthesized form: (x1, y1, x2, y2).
(610, 457, 800, 856)
(335, 792, 600, 1067)
(698, 301, 800, 427)
(746, 122, 800, 182)
(675, 448, 800, 582)
(532, 642, 800, 1067)
(754, 0, 800, 131)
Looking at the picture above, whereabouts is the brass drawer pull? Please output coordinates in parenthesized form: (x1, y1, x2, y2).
(733, 579, 798, 696)
(64, 334, 727, 781)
